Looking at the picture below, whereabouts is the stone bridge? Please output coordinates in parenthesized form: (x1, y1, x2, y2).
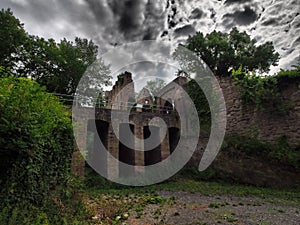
(72, 72, 189, 178)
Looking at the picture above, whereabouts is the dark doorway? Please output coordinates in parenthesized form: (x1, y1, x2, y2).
(144, 126, 161, 166)
(119, 123, 135, 177)
(95, 120, 109, 149)
(87, 120, 109, 176)
(169, 127, 180, 154)
(163, 98, 173, 114)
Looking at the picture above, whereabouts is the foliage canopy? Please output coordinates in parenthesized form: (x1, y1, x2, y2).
(182, 28, 280, 76)
(0, 8, 111, 96)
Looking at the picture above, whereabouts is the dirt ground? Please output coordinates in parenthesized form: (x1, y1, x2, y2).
(125, 190, 300, 225)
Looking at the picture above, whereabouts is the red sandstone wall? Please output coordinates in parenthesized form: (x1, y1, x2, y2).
(218, 76, 300, 146)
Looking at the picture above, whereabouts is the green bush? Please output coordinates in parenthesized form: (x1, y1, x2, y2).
(232, 67, 280, 110)
(222, 135, 300, 170)
(0, 186, 91, 225)
(276, 61, 300, 79)
(0, 74, 74, 205)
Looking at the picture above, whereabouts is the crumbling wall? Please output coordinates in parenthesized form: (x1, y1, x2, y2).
(104, 71, 135, 110)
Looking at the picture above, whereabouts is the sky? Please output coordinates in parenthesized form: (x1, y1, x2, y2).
(2, 0, 300, 85)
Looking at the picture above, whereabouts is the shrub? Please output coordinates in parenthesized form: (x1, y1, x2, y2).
(0, 75, 74, 206)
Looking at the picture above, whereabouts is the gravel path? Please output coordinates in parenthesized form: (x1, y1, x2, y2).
(127, 191, 300, 225)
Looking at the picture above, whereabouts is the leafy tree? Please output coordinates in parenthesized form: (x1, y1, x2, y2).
(0, 8, 111, 96)
(144, 78, 166, 96)
(20, 36, 103, 95)
(0, 8, 28, 70)
(180, 27, 280, 76)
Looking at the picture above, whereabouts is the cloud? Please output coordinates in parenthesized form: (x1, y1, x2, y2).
(83, 0, 168, 44)
(1, 0, 299, 73)
(118, 0, 145, 32)
(189, 8, 204, 19)
(174, 25, 196, 37)
(85, 0, 112, 24)
(223, 6, 258, 26)
(224, 0, 253, 5)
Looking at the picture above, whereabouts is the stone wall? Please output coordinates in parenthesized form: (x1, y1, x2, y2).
(219, 76, 300, 146)
(186, 76, 300, 188)
(104, 71, 135, 110)
(103, 72, 300, 146)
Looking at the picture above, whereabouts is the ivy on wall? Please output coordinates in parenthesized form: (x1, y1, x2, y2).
(232, 66, 280, 110)
(232, 61, 300, 111)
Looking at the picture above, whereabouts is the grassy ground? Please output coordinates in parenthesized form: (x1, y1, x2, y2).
(82, 167, 300, 224)
(84, 167, 300, 205)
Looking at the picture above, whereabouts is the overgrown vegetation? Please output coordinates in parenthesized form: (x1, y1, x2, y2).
(276, 62, 300, 79)
(0, 71, 90, 224)
(221, 135, 300, 170)
(232, 66, 280, 109)
(0, 178, 91, 225)
(232, 63, 300, 110)
(0, 8, 107, 224)
(0, 75, 73, 203)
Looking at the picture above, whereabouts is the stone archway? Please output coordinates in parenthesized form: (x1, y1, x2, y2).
(119, 123, 135, 177)
(144, 125, 161, 166)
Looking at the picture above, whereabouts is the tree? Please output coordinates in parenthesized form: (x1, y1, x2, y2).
(22, 36, 103, 95)
(144, 78, 166, 96)
(0, 8, 111, 96)
(0, 8, 28, 70)
(181, 27, 280, 76)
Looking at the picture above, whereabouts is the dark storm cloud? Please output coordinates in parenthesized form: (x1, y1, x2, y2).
(261, 17, 279, 26)
(2, 0, 299, 73)
(83, 0, 166, 42)
(189, 8, 204, 19)
(2, 0, 168, 52)
(221, 17, 235, 30)
(142, 1, 167, 40)
(224, 0, 253, 5)
(1, 0, 98, 41)
(223, 6, 257, 26)
(174, 25, 196, 37)
(118, 0, 145, 34)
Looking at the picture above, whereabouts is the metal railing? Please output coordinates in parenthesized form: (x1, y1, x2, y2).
(51, 93, 175, 113)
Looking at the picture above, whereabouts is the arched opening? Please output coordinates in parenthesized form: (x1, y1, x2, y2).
(119, 123, 135, 177)
(86, 119, 109, 177)
(144, 126, 161, 165)
(143, 99, 151, 112)
(163, 98, 173, 114)
(169, 127, 180, 154)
